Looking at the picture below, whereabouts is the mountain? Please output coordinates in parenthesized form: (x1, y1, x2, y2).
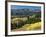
(11, 9, 41, 16)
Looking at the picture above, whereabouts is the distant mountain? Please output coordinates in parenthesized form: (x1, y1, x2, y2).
(11, 9, 41, 16)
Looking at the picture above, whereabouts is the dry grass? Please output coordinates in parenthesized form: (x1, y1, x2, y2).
(22, 22, 41, 30)
(12, 22, 41, 31)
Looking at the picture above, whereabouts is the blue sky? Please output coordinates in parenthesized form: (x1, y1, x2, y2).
(11, 5, 41, 10)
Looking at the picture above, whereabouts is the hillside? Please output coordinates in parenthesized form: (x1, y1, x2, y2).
(12, 22, 41, 31)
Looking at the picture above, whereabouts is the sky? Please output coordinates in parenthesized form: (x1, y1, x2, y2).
(11, 5, 41, 10)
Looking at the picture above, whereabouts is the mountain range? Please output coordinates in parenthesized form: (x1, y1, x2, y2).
(11, 8, 41, 16)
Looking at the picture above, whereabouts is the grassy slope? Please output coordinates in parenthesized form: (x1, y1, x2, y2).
(12, 22, 41, 31)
